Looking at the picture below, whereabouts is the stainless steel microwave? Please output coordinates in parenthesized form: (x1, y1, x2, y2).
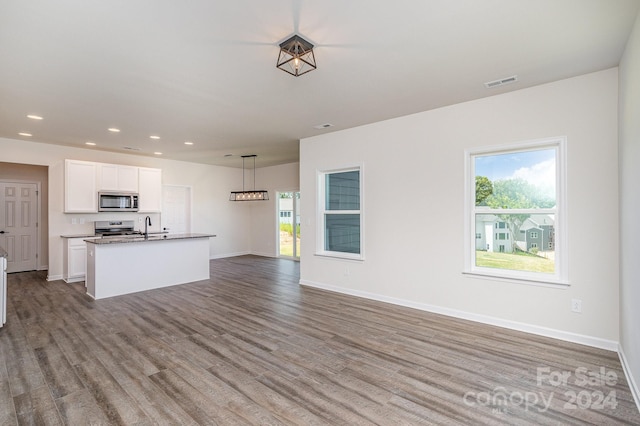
(98, 192, 139, 212)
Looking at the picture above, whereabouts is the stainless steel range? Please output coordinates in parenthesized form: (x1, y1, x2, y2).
(94, 220, 142, 237)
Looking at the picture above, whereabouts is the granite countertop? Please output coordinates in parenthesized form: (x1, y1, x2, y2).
(60, 233, 98, 239)
(0, 246, 7, 258)
(85, 233, 215, 245)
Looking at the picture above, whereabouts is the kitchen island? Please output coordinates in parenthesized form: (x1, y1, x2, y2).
(85, 233, 214, 300)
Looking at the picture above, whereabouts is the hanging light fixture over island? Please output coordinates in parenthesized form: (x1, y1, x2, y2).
(229, 155, 269, 201)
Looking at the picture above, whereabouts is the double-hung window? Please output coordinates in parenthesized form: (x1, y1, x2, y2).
(465, 137, 567, 285)
(317, 167, 363, 260)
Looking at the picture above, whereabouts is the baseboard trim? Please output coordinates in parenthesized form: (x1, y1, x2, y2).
(47, 274, 63, 282)
(249, 251, 277, 258)
(210, 251, 250, 260)
(299, 279, 619, 352)
(619, 346, 640, 413)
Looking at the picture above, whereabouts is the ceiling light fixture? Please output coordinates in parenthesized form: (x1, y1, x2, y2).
(229, 155, 269, 201)
(27, 114, 43, 120)
(150, 135, 160, 140)
(108, 128, 120, 133)
(184, 141, 194, 145)
(276, 34, 316, 77)
(85, 141, 96, 146)
(154, 152, 163, 155)
(18, 132, 32, 137)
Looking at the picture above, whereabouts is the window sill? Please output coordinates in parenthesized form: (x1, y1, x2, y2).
(315, 252, 364, 262)
(462, 270, 569, 288)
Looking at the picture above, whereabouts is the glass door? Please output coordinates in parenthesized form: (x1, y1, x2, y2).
(278, 192, 300, 258)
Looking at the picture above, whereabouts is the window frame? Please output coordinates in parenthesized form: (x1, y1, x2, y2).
(464, 137, 568, 286)
(316, 165, 364, 261)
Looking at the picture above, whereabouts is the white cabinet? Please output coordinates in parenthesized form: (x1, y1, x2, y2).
(65, 160, 98, 213)
(63, 237, 92, 283)
(138, 167, 162, 212)
(97, 164, 139, 192)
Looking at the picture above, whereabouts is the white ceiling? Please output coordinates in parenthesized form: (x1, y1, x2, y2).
(1, 0, 638, 168)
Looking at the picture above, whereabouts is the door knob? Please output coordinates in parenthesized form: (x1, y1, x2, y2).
(0, 230, 6, 234)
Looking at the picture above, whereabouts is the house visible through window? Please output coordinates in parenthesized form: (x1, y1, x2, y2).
(317, 167, 363, 259)
(465, 137, 567, 285)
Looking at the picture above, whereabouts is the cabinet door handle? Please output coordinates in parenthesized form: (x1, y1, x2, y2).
(0, 230, 7, 234)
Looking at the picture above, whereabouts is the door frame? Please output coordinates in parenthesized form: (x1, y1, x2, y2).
(276, 190, 300, 259)
(0, 179, 42, 271)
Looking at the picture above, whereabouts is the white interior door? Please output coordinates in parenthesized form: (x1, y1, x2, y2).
(0, 182, 38, 273)
(161, 185, 191, 233)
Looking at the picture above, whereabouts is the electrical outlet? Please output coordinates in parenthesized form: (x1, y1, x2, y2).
(571, 299, 582, 313)
(71, 217, 77, 224)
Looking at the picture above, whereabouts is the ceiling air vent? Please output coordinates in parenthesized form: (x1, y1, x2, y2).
(313, 123, 334, 130)
(484, 75, 518, 89)
(122, 146, 141, 151)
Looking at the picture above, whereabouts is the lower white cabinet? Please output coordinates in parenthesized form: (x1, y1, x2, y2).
(63, 237, 94, 283)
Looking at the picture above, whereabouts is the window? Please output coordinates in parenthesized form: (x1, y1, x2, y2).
(317, 167, 363, 259)
(465, 137, 567, 285)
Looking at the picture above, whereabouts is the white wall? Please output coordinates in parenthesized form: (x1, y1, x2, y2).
(0, 137, 251, 279)
(619, 10, 640, 405)
(249, 162, 299, 257)
(300, 69, 620, 347)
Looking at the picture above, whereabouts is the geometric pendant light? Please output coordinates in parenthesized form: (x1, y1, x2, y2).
(276, 34, 316, 77)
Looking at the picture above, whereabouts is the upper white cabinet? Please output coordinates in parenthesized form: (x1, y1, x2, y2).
(65, 160, 161, 213)
(97, 164, 139, 192)
(138, 167, 162, 212)
(65, 160, 98, 213)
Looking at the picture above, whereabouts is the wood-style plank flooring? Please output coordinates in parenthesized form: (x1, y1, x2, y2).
(1, 255, 638, 425)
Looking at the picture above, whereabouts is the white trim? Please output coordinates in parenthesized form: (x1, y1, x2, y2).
(462, 271, 570, 288)
(619, 346, 640, 413)
(250, 250, 277, 258)
(209, 251, 250, 260)
(316, 164, 364, 260)
(464, 136, 568, 285)
(299, 278, 618, 351)
(275, 190, 301, 259)
(47, 274, 63, 281)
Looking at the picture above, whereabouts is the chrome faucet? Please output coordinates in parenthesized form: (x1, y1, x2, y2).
(144, 216, 151, 239)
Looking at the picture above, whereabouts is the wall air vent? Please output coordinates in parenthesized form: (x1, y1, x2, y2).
(122, 146, 141, 151)
(484, 75, 518, 89)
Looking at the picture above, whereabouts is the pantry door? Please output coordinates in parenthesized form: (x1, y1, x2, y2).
(0, 181, 38, 273)
(161, 185, 191, 233)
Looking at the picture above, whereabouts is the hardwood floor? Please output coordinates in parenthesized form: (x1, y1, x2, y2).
(1, 255, 638, 425)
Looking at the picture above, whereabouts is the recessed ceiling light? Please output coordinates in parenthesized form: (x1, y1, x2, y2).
(108, 128, 120, 133)
(313, 123, 334, 129)
(184, 141, 194, 145)
(27, 114, 43, 120)
(154, 152, 163, 155)
(150, 135, 160, 140)
(85, 141, 96, 146)
(18, 132, 32, 137)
